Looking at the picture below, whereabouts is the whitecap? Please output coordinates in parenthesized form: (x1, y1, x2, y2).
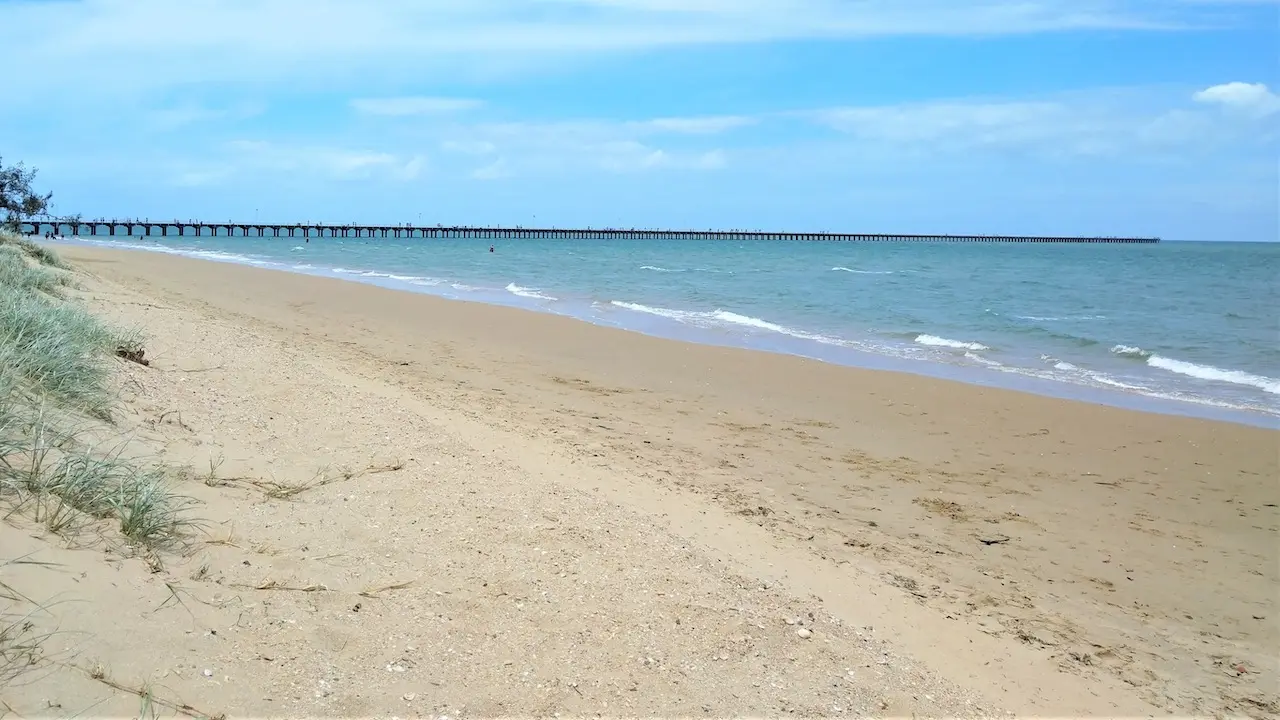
(1146, 356, 1280, 395)
(915, 334, 990, 351)
(1110, 345, 1150, 358)
(505, 283, 558, 301)
(832, 266, 893, 275)
(610, 301, 842, 345)
(1016, 315, 1107, 322)
(964, 351, 1002, 367)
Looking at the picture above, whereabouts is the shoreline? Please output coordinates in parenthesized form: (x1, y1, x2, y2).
(23, 243, 1278, 716)
(51, 236, 1279, 428)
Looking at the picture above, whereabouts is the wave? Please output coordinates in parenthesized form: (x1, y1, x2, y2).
(610, 301, 840, 345)
(1039, 354, 1146, 390)
(1040, 354, 1079, 371)
(1088, 374, 1147, 391)
(915, 334, 990, 351)
(333, 268, 441, 285)
(964, 351, 1002, 367)
(505, 283, 557, 301)
(1110, 345, 1151, 358)
(79, 239, 274, 267)
(1015, 315, 1107, 322)
(832, 267, 894, 275)
(1111, 346, 1277, 394)
(1148, 356, 1280, 395)
(639, 265, 733, 274)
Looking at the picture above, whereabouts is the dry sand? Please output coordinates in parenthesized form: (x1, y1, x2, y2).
(2, 245, 1276, 718)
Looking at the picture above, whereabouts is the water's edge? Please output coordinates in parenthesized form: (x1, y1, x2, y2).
(53, 239, 1278, 430)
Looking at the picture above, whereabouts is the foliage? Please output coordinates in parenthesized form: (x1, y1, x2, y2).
(0, 234, 194, 547)
(0, 157, 52, 232)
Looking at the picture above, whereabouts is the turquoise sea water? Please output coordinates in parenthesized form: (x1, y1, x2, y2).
(59, 234, 1279, 427)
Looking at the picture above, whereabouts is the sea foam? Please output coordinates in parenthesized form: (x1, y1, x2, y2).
(1147, 356, 1280, 394)
(915, 334, 990, 351)
(505, 283, 558, 301)
(832, 266, 894, 275)
(610, 301, 839, 344)
(1112, 346, 1278, 394)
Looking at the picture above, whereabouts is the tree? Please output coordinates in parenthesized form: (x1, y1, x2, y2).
(0, 156, 52, 232)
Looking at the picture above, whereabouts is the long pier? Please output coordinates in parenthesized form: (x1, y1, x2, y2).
(19, 220, 1159, 244)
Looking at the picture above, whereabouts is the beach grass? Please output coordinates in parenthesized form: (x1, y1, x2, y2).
(0, 233, 70, 270)
(0, 232, 194, 548)
(0, 555, 60, 689)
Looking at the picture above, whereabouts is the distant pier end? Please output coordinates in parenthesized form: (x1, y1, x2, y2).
(20, 220, 1160, 244)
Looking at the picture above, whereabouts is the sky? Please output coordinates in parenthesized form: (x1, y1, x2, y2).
(1, 0, 1277, 241)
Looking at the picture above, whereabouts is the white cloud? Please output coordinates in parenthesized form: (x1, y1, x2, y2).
(810, 101, 1066, 143)
(472, 158, 512, 180)
(395, 156, 428, 181)
(221, 140, 425, 181)
(804, 87, 1278, 157)
(137, 86, 1278, 188)
(1192, 82, 1280, 117)
(0, 1, 1248, 96)
(172, 169, 234, 188)
(441, 140, 499, 155)
(144, 102, 266, 132)
(643, 116, 757, 134)
(351, 97, 484, 116)
(595, 141, 726, 172)
(436, 118, 735, 176)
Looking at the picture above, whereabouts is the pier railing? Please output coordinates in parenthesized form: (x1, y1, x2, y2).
(20, 220, 1160, 244)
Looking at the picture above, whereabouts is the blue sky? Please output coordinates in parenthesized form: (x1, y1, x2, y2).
(1, 0, 1277, 240)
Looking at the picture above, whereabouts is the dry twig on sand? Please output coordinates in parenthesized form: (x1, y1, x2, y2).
(233, 579, 330, 593)
(75, 663, 225, 720)
(358, 580, 414, 598)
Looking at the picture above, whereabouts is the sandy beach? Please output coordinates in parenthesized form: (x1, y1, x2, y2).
(2, 244, 1276, 718)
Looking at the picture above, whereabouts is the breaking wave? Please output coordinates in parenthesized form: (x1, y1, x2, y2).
(1112, 346, 1278, 394)
(505, 283, 557, 301)
(915, 334, 990, 351)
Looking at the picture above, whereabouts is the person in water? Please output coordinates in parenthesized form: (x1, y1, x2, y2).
(490, 245, 494, 253)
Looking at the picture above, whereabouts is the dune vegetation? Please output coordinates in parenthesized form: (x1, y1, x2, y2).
(0, 232, 194, 549)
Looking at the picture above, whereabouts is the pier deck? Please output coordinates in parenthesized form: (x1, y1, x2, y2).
(20, 221, 1159, 244)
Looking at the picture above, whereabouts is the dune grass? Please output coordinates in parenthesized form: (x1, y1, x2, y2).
(0, 233, 194, 548)
(0, 555, 60, 689)
(0, 233, 69, 270)
(0, 245, 74, 296)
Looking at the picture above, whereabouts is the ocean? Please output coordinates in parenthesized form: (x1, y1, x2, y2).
(57, 233, 1279, 427)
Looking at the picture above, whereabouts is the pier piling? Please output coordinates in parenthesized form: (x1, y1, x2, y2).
(19, 220, 1160, 244)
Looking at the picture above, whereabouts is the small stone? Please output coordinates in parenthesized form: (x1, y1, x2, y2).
(402, 693, 417, 702)
(785, 618, 797, 626)
(796, 628, 813, 639)
(202, 668, 213, 677)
